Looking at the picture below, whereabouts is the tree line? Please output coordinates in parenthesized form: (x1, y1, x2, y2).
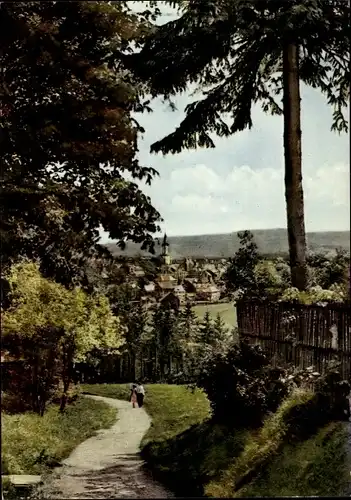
(79, 295, 233, 384)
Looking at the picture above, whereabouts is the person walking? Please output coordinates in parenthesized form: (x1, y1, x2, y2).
(136, 382, 145, 408)
(130, 383, 138, 409)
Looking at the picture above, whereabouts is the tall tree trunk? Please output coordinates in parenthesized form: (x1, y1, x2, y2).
(282, 42, 308, 291)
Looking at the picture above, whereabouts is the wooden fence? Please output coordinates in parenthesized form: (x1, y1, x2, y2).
(236, 300, 351, 381)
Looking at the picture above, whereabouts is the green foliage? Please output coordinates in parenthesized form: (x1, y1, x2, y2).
(307, 249, 350, 290)
(3, 261, 124, 358)
(199, 310, 217, 344)
(194, 335, 351, 430)
(254, 260, 286, 297)
(225, 231, 260, 297)
(1, 1, 161, 286)
(281, 285, 346, 303)
(2, 261, 125, 412)
(205, 389, 315, 497)
(1, 396, 116, 476)
(206, 385, 350, 498)
(128, 0, 349, 153)
(196, 340, 291, 427)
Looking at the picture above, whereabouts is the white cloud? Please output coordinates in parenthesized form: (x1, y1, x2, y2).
(138, 161, 350, 237)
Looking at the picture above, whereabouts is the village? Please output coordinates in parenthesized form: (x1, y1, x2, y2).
(117, 234, 228, 309)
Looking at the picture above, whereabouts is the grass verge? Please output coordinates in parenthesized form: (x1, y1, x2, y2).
(1, 396, 117, 476)
(239, 421, 350, 497)
(205, 389, 350, 498)
(82, 383, 247, 496)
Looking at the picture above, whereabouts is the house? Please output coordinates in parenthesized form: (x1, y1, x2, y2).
(173, 284, 186, 304)
(134, 268, 145, 278)
(195, 284, 221, 302)
(156, 274, 176, 283)
(155, 281, 176, 297)
(159, 292, 180, 311)
(183, 278, 197, 294)
(144, 283, 155, 293)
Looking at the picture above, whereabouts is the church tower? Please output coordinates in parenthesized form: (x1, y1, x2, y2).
(160, 233, 172, 267)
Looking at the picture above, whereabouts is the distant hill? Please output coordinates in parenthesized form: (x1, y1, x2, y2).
(105, 229, 350, 259)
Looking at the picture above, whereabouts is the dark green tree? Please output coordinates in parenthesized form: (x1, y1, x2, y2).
(126, 301, 149, 380)
(150, 301, 179, 379)
(126, 0, 349, 291)
(224, 230, 260, 297)
(213, 313, 229, 343)
(200, 311, 217, 345)
(178, 301, 199, 341)
(0, 1, 162, 286)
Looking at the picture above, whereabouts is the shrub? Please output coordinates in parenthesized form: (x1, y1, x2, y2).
(195, 340, 350, 429)
(280, 285, 346, 304)
(195, 341, 290, 428)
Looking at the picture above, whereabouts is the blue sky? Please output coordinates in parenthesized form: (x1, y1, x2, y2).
(102, 1, 350, 241)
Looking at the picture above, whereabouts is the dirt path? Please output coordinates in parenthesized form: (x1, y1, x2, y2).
(38, 395, 173, 499)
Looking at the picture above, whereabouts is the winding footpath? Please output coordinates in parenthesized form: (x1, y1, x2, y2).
(38, 395, 173, 499)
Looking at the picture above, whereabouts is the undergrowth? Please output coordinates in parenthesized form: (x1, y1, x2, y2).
(1, 396, 116, 476)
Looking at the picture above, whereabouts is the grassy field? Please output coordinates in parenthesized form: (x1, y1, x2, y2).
(193, 302, 237, 327)
(1, 397, 117, 476)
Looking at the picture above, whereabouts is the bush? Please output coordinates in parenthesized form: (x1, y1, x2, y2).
(196, 341, 290, 428)
(196, 340, 350, 429)
(280, 285, 346, 304)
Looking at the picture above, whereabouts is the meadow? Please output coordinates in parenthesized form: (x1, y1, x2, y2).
(193, 302, 237, 327)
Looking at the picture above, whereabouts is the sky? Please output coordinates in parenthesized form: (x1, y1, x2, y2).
(101, 2, 350, 242)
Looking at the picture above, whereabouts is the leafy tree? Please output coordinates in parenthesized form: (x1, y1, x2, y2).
(138, 257, 160, 282)
(2, 261, 125, 413)
(254, 259, 285, 298)
(0, 1, 161, 286)
(126, 0, 349, 291)
(108, 283, 138, 317)
(319, 249, 349, 289)
(224, 231, 260, 298)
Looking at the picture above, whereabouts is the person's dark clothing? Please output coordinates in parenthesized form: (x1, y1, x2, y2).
(136, 393, 144, 407)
